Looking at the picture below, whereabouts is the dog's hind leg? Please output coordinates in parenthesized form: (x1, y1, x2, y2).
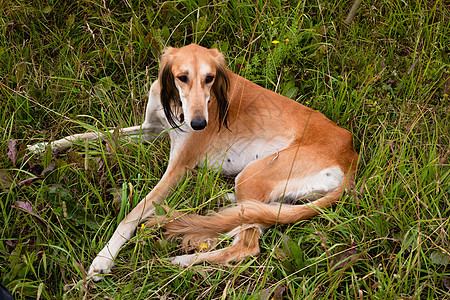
(167, 143, 355, 267)
(170, 225, 262, 267)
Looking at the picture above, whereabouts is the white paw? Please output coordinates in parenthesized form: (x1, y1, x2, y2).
(27, 143, 46, 154)
(87, 255, 115, 282)
(169, 254, 196, 268)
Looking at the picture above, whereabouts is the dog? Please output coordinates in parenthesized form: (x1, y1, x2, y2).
(28, 44, 358, 281)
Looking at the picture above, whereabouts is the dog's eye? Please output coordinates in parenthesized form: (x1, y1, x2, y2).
(177, 75, 188, 83)
(205, 75, 214, 84)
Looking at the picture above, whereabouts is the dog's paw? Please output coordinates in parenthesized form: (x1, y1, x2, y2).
(27, 143, 46, 154)
(87, 255, 115, 282)
(169, 254, 196, 268)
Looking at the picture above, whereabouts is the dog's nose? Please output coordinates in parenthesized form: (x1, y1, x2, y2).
(191, 117, 207, 130)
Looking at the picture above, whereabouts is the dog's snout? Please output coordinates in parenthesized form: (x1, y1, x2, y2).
(191, 117, 207, 130)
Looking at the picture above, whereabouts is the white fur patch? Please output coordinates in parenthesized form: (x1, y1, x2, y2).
(270, 166, 344, 201)
(225, 224, 264, 240)
(205, 136, 291, 176)
(199, 62, 212, 77)
(169, 254, 197, 267)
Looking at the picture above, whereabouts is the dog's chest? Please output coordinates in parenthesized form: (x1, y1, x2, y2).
(203, 136, 290, 176)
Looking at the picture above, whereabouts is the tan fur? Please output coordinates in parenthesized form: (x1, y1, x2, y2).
(148, 176, 351, 251)
(29, 44, 358, 279)
(143, 44, 358, 266)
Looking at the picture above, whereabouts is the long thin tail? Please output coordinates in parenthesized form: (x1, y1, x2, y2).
(27, 125, 157, 154)
(147, 183, 348, 250)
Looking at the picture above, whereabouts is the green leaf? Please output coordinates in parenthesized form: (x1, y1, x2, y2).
(42, 144, 52, 169)
(153, 201, 166, 216)
(430, 251, 450, 266)
(42, 6, 52, 14)
(48, 185, 73, 203)
(160, 26, 170, 42)
(282, 81, 298, 100)
(66, 14, 75, 28)
(196, 16, 208, 33)
(117, 182, 128, 225)
(220, 41, 229, 53)
(284, 87, 298, 100)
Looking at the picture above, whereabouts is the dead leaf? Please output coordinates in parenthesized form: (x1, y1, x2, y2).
(12, 201, 35, 214)
(257, 284, 286, 300)
(7, 139, 17, 166)
(28, 162, 44, 176)
(108, 187, 123, 210)
(6, 240, 16, 248)
(443, 276, 450, 291)
(272, 285, 285, 300)
(407, 57, 420, 75)
(17, 177, 41, 188)
(67, 151, 84, 167)
(11, 201, 47, 225)
(41, 161, 56, 176)
(331, 243, 359, 269)
(93, 157, 104, 172)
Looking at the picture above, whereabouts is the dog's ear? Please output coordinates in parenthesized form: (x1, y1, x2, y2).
(211, 50, 230, 130)
(159, 47, 180, 129)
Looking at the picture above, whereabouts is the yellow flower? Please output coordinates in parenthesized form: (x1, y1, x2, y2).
(272, 40, 280, 44)
(270, 21, 274, 25)
(285, 38, 289, 43)
(199, 243, 208, 251)
(140, 223, 145, 231)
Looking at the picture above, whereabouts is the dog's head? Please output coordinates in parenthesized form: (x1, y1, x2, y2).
(159, 44, 229, 131)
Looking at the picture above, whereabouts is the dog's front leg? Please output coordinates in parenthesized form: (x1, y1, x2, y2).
(87, 164, 185, 281)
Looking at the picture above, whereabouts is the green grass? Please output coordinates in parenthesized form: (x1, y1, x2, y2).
(1, 0, 449, 299)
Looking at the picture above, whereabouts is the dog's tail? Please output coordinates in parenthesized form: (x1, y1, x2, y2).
(147, 182, 348, 250)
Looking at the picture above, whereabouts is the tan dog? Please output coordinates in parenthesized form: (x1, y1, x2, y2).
(29, 44, 358, 281)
